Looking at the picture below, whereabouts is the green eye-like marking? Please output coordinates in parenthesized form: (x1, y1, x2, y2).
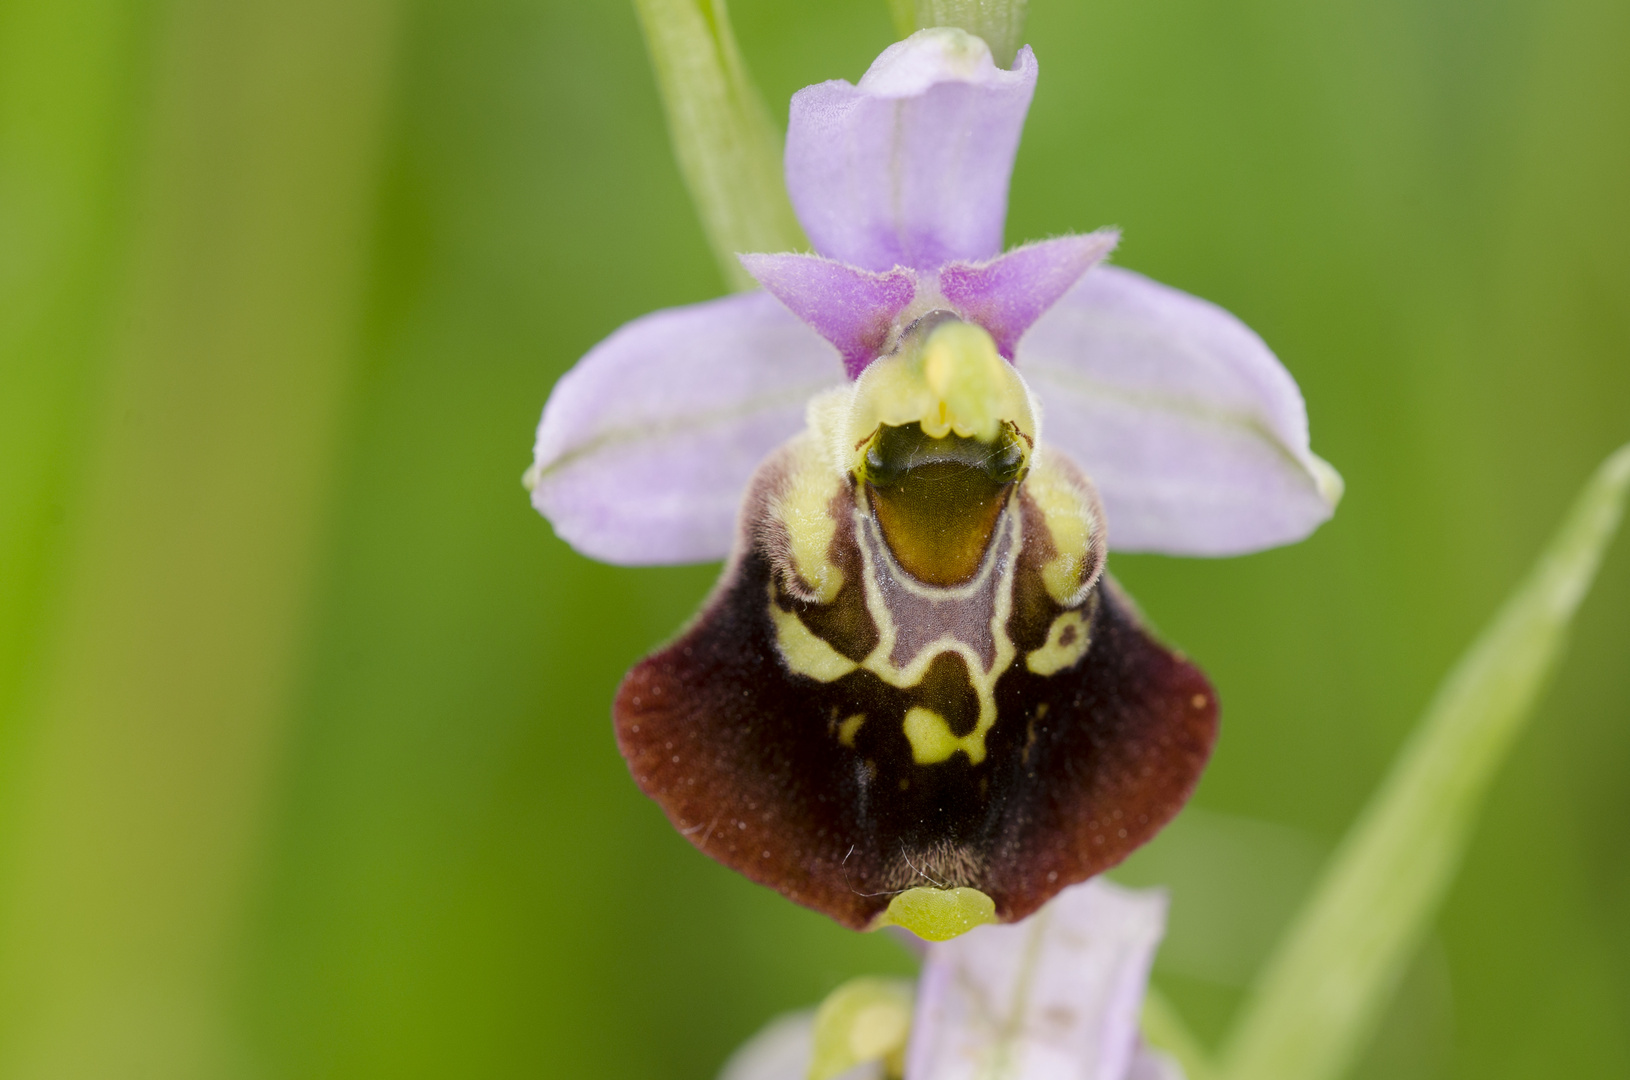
(614, 318, 1218, 935)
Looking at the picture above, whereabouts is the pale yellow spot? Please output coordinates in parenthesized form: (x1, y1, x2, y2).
(836, 320, 1036, 468)
(874, 887, 998, 942)
(902, 706, 988, 765)
(809, 976, 915, 1080)
(1024, 453, 1099, 606)
(768, 450, 845, 603)
(837, 713, 865, 747)
(768, 594, 857, 682)
(1027, 609, 1092, 676)
(902, 708, 958, 764)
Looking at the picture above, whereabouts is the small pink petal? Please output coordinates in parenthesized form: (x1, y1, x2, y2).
(939, 231, 1119, 358)
(741, 253, 917, 379)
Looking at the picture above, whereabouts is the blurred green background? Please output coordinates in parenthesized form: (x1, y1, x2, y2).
(1, 0, 1626, 1076)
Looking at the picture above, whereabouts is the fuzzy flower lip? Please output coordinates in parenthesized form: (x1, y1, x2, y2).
(528, 28, 1341, 565)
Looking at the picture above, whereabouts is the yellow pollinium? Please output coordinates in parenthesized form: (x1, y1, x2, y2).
(808, 976, 915, 1080)
(842, 320, 1035, 455)
(876, 886, 998, 942)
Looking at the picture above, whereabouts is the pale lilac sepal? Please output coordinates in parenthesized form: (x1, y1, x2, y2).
(529, 292, 844, 564)
(1020, 266, 1343, 555)
(717, 1011, 813, 1080)
(741, 253, 916, 378)
(904, 879, 1168, 1080)
(1127, 1044, 1187, 1080)
(939, 231, 1119, 358)
(785, 30, 1038, 272)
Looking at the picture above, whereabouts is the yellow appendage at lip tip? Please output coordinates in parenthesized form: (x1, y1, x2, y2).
(874, 886, 998, 941)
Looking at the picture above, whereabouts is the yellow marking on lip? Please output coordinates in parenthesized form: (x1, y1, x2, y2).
(1024, 452, 1100, 607)
(849, 503, 1020, 767)
(767, 439, 846, 603)
(1026, 609, 1092, 675)
(767, 590, 858, 682)
(837, 713, 865, 747)
(902, 706, 989, 765)
(761, 425, 1032, 764)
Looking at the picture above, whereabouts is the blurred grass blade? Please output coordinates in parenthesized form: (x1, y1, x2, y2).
(1141, 986, 1218, 1080)
(885, 0, 1029, 66)
(0, 0, 148, 743)
(632, 0, 805, 290)
(886, 0, 916, 39)
(0, 0, 396, 1072)
(1221, 442, 1630, 1080)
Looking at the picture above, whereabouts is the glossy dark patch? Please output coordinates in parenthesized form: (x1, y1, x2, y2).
(861, 422, 1025, 586)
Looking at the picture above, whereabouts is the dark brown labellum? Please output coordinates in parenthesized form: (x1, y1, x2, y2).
(614, 435, 1218, 930)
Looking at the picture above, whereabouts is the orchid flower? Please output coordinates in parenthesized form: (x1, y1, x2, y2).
(525, 29, 1340, 936)
(718, 878, 1183, 1080)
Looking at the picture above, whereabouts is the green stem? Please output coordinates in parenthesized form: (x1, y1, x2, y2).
(887, 0, 1030, 67)
(0, 0, 149, 786)
(1220, 443, 1630, 1080)
(632, 0, 805, 291)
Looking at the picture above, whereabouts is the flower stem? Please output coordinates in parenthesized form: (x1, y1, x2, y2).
(1220, 442, 1630, 1080)
(886, 0, 1029, 67)
(632, 0, 806, 291)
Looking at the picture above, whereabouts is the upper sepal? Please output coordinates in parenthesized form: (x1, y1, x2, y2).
(785, 29, 1038, 272)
